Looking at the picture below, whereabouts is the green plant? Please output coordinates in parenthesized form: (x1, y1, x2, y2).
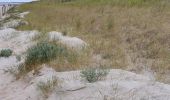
(37, 76, 58, 98)
(25, 42, 66, 66)
(0, 49, 13, 57)
(81, 67, 109, 83)
(8, 42, 82, 77)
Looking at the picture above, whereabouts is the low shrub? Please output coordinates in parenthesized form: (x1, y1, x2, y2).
(81, 67, 109, 83)
(8, 42, 80, 77)
(25, 42, 66, 67)
(0, 49, 13, 57)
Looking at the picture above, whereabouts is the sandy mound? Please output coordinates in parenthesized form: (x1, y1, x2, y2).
(0, 28, 17, 40)
(48, 31, 87, 50)
(0, 63, 170, 100)
(0, 28, 39, 55)
(0, 28, 169, 100)
(49, 31, 63, 41)
(0, 12, 169, 100)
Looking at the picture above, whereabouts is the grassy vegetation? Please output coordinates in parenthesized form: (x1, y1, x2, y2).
(34, 0, 167, 6)
(0, 49, 13, 57)
(19, 42, 82, 74)
(16, 0, 170, 82)
(81, 67, 109, 83)
(12, 41, 89, 77)
(25, 42, 65, 66)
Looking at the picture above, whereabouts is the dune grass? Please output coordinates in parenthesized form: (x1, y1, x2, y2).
(18, 41, 89, 75)
(0, 49, 13, 57)
(81, 67, 109, 83)
(25, 42, 65, 67)
(15, 0, 170, 82)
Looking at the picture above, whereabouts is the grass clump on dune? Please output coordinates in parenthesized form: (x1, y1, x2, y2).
(25, 42, 66, 66)
(23, 42, 67, 71)
(17, 41, 87, 76)
(0, 49, 13, 57)
(81, 67, 109, 83)
(15, 42, 69, 76)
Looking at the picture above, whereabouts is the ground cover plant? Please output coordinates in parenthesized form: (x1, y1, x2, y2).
(81, 67, 109, 83)
(0, 49, 13, 57)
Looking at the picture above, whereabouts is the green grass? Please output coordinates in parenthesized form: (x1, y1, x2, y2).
(23, 42, 77, 73)
(16, 41, 89, 75)
(81, 67, 109, 83)
(0, 49, 13, 57)
(25, 42, 66, 66)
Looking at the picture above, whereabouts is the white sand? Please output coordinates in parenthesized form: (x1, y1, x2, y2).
(0, 62, 170, 100)
(0, 28, 39, 55)
(48, 31, 87, 51)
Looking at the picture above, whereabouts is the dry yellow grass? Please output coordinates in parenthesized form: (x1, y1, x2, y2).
(16, 0, 170, 82)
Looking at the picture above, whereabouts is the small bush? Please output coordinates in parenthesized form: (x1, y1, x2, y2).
(0, 49, 13, 57)
(10, 42, 80, 77)
(25, 42, 66, 66)
(37, 76, 58, 98)
(81, 67, 109, 83)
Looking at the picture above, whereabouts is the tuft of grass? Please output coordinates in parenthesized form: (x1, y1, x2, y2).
(0, 49, 13, 57)
(24, 42, 67, 71)
(81, 67, 109, 83)
(37, 76, 58, 98)
(15, 41, 87, 76)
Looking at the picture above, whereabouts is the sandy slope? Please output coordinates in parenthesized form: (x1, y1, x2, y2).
(0, 29, 169, 100)
(0, 12, 170, 100)
(0, 57, 170, 100)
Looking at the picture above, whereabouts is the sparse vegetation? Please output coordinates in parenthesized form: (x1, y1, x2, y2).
(37, 76, 58, 98)
(16, 0, 170, 83)
(0, 49, 13, 57)
(0, 1, 170, 99)
(81, 67, 109, 83)
(4, 63, 27, 79)
(15, 41, 88, 76)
